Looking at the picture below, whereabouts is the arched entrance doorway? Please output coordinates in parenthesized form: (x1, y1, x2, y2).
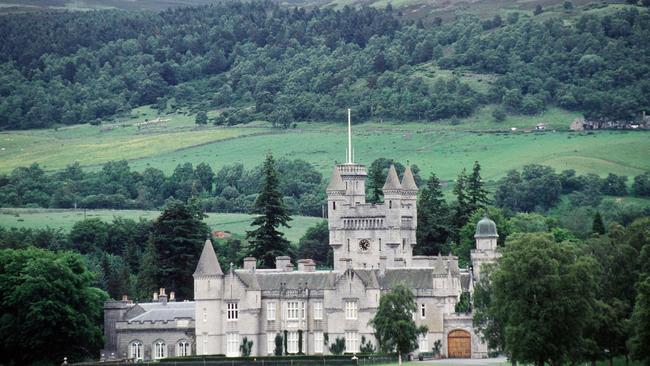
(448, 329, 471, 358)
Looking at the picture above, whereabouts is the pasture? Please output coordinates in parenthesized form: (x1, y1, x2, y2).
(0, 208, 324, 244)
(0, 105, 647, 182)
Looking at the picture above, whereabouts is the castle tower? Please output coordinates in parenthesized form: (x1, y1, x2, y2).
(194, 238, 224, 355)
(470, 216, 500, 283)
(400, 166, 418, 265)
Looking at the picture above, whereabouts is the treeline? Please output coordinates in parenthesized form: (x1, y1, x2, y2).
(2, 2, 649, 130)
(0, 159, 325, 216)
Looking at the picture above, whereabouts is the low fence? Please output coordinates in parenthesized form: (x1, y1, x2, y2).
(74, 355, 397, 366)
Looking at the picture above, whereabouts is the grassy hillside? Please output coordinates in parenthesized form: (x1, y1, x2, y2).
(1, 105, 647, 182)
(0, 208, 324, 244)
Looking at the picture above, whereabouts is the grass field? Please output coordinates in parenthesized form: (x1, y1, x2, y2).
(1, 105, 647, 182)
(0, 208, 324, 243)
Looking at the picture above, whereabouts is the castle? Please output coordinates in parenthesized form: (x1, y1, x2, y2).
(101, 114, 500, 361)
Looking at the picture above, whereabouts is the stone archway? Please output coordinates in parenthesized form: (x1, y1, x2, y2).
(447, 329, 471, 358)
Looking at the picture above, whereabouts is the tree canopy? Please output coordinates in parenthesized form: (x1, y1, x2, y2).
(0, 247, 107, 364)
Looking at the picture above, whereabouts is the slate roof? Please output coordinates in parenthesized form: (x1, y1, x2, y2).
(326, 167, 346, 191)
(383, 165, 402, 190)
(379, 268, 436, 289)
(127, 301, 195, 322)
(401, 166, 418, 191)
(235, 270, 337, 290)
(194, 239, 223, 276)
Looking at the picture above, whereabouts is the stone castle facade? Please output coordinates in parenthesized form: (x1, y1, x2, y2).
(102, 130, 501, 361)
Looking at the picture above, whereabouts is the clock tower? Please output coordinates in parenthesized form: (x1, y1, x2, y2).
(326, 110, 418, 271)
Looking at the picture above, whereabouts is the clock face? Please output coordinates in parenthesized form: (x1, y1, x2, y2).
(359, 239, 370, 251)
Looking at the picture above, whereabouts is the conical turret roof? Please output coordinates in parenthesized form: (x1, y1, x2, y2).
(194, 238, 223, 276)
(401, 166, 418, 191)
(326, 166, 346, 191)
(383, 165, 402, 190)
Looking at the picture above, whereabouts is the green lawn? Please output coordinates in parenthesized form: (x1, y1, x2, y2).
(0, 208, 324, 244)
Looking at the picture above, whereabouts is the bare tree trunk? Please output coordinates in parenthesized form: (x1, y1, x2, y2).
(398, 351, 402, 366)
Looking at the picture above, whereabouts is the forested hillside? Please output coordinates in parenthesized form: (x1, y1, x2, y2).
(0, 1, 649, 130)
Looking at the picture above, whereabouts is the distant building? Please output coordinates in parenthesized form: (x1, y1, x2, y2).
(102, 112, 500, 361)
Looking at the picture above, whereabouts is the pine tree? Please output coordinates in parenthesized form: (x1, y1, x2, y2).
(416, 173, 451, 255)
(467, 161, 490, 213)
(451, 168, 471, 243)
(246, 152, 292, 268)
(152, 200, 209, 299)
(592, 211, 606, 235)
(137, 235, 160, 300)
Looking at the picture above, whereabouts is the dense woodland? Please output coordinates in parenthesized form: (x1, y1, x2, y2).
(1, 2, 650, 129)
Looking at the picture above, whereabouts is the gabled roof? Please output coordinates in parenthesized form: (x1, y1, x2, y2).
(401, 166, 418, 191)
(382, 165, 402, 191)
(193, 239, 223, 277)
(235, 270, 336, 290)
(326, 167, 346, 191)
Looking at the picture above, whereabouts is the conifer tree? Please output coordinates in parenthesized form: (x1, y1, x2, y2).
(592, 212, 606, 235)
(416, 173, 450, 255)
(137, 235, 160, 300)
(246, 152, 292, 268)
(451, 168, 471, 243)
(467, 161, 489, 212)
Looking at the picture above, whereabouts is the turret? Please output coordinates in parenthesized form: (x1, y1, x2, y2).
(326, 166, 347, 217)
(194, 238, 224, 355)
(474, 216, 498, 251)
(383, 165, 402, 221)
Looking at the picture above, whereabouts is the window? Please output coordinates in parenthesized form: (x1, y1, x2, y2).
(389, 200, 392, 209)
(301, 301, 306, 320)
(379, 238, 381, 252)
(345, 301, 358, 320)
(314, 331, 324, 353)
(345, 331, 358, 353)
(421, 303, 426, 319)
(267, 333, 275, 355)
(313, 301, 323, 320)
(202, 333, 208, 355)
(177, 340, 191, 357)
(203, 307, 207, 322)
(418, 334, 428, 352)
(153, 340, 166, 359)
(287, 331, 299, 354)
(129, 341, 142, 361)
(287, 301, 300, 320)
(227, 302, 238, 321)
(333, 202, 336, 210)
(267, 302, 276, 321)
(226, 333, 239, 357)
(347, 239, 350, 252)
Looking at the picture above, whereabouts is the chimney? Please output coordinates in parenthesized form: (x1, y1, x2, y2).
(121, 295, 128, 302)
(169, 292, 175, 302)
(243, 257, 257, 271)
(298, 259, 316, 272)
(276, 256, 292, 271)
(153, 292, 158, 302)
(159, 288, 168, 305)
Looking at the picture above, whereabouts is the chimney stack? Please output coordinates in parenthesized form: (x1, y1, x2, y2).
(275, 256, 292, 272)
(244, 257, 257, 271)
(121, 295, 128, 302)
(298, 259, 316, 272)
(153, 292, 158, 302)
(169, 291, 175, 302)
(159, 288, 168, 305)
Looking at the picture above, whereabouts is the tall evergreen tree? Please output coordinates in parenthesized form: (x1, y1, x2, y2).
(137, 234, 161, 300)
(467, 161, 489, 213)
(451, 168, 471, 243)
(246, 152, 292, 268)
(592, 212, 606, 235)
(147, 200, 209, 299)
(416, 173, 450, 255)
